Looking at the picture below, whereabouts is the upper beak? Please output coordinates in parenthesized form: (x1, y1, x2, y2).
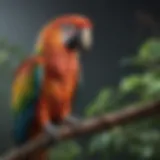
(79, 28, 93, 51)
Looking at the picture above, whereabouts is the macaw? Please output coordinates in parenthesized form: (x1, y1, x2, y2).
(11, 14, 93, 160)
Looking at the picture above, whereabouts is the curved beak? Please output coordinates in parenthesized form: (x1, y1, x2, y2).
(65, 28, 93, 52)
(79, 28, 93, 51)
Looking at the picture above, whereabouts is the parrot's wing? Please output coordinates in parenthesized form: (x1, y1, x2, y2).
(11, 58, 43, 144)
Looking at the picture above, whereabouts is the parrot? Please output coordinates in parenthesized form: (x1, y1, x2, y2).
(11, 14, 93, 160)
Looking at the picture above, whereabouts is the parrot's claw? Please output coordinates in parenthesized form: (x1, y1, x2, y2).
(63, 115, 81, 127)
(44, 122, 60, 141)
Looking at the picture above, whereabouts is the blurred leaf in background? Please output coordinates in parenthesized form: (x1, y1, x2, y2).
(0, 39, 25, 71)
(85, 88, 114, 117)
(49, 140, 82, 160)
(84, 37, 160, 160)
(136, 38, 160, 65)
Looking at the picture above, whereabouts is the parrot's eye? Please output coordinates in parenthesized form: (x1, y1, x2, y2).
(61, 24, 79, 49)
(61, 24, 92, 51)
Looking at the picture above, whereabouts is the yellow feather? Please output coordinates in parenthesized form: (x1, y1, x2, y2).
(12, 72, 32, 109)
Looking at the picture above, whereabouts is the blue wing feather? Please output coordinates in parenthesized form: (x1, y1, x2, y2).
(12, 64, 43, 145)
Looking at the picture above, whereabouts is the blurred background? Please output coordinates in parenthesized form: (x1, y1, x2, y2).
(0, 0, 160, 159)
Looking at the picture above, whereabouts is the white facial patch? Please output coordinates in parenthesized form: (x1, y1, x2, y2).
(62, 25, 76, 43)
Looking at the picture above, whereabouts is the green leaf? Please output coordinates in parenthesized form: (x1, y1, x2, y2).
(119, 74, 144, 94)
(89, 127, 127, 154)
(85, 88, 113, 117)
(141, 146, 154, 159)
(89, 132, 112, 154)
(141, 73, 160, 99)
(0, 49, 9, 64)
(0, 39, 25, 69)
(49, 140, 81, 160)
(136, 38, 160, 64)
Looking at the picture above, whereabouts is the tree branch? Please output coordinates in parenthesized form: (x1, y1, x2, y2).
(1, 100, 160, 160)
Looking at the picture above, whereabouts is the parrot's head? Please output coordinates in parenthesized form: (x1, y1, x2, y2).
(54, 14, 93, 52)
(35, 14, 93, 55)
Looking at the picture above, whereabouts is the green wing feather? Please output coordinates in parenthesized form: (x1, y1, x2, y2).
(12, 64, 39, 114)
(11, 59, 43, 144)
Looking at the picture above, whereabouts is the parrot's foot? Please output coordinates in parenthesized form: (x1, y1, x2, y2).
(44, 122, 60, 141)
(63, 115, 81, 127)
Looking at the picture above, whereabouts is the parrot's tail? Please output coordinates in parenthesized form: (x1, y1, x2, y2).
(23, 124, 48, 160)
(25, 149, 48, 160)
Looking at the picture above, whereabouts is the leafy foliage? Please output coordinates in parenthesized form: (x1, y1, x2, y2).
(84, 38, 160, 160)
(0, 39, 25, 72)
(49, 140, 82, 160)
(85, 88, 115, 116)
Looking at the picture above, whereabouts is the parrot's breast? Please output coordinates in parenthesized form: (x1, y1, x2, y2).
(43, 54, 80, 119)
